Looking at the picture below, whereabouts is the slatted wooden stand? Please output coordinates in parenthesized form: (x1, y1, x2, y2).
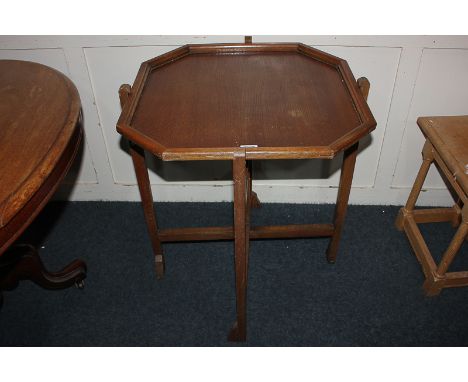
(396, 116, 468, 296)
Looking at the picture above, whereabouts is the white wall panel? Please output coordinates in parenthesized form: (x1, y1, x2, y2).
(85, 45, 235, 187)
(0, 48, 98, 185)
(85, 45, 176, 185)
(392, 48, 468, 203)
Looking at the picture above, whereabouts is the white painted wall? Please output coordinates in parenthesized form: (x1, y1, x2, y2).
(1, 35, 467, 206)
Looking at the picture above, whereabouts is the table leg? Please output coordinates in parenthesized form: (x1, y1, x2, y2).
(325, 78, 369, 263)
(228, 152, 249, 341)
(130, 143, 165, 279)
(326, 142, 359, 264)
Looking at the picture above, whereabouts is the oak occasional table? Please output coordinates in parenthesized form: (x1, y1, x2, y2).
(117, 40, 376, 341)
(0, 60, 87, 307)
(396, 115, 468, 296)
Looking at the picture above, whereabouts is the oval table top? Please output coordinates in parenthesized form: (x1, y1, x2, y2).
(0, 60, 82, 255)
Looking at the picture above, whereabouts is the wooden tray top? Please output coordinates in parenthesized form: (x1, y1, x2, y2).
(117, 43, 376, 160)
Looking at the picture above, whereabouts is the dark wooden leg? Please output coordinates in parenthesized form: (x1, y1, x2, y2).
(130, 143, 165, 279)
(228, 152, 249, 342)
(324, 78, 369, 264)
(326, 142, 359, 264)
(247, 160, 261, 208)
(0, 244, 86, 305)
(245, 160, 252, 276)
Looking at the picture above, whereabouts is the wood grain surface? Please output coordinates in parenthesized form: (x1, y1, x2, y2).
(418, 115, 468, 195)
(132, 53, 360, 148)
(117, 43, 376, 161)
(0, 60, 82, 254)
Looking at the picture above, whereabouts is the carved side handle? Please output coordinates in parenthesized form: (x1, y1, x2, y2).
(118, 84, 132, 109)
(356, 77, 370, 101)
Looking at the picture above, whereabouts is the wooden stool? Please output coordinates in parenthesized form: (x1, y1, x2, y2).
(396, 115, 468, 296)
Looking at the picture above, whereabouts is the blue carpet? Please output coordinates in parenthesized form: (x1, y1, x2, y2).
(0, 202, 467, 346)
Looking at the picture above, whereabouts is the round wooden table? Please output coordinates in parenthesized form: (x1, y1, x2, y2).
(117, 40, 376, 341)
(0, 60, 87, 306)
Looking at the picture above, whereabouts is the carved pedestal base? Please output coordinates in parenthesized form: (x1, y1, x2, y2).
(0, 244, 87, 307)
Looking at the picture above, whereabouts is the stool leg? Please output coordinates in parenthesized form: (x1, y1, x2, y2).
(436, 221, 468, 275)
(130, 143, 165, 279)
(228, 152, 249, 341)
(451, 199, 463, 228)
(395, 141, 434, 230)
(424, 221, 468, 296)
(436, 205, 468, 276)
(326, 142, 359, 264)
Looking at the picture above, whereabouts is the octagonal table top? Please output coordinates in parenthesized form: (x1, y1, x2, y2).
(117, 43, 376, 161)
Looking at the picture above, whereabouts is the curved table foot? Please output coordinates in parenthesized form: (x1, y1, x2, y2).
(227, 321, 246, 342)
(0, 244, 87, 297)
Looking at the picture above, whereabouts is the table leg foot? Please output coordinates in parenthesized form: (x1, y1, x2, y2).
(326, 256, 336, 264)
(227, 320, 246, 342)
(0, 244, 87, 293)
(423, 279, 442, 296)
(155, 254, 165, 280)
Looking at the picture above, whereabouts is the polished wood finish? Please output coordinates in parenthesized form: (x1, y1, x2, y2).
(130, 54, 359, 149)
(117, 42, 375, 341)
(396, 115, 468, 296)
(117, 43, 375, 161)
(0, 60, 80, 249)
(0, 60, 86, 304)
